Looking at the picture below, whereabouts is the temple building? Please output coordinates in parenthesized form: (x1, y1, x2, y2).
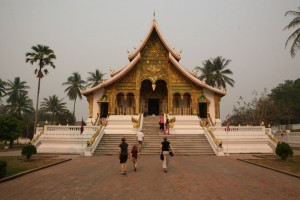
(82, 18, 226, 124)
(33, 18, 276, 156)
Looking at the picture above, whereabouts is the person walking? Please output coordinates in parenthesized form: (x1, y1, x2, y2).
(119, 137, 129, 175)
(136, 130, 144, 149)
(161, 136, 174, 173)
(131, 144, 139, 172)
(164, 118, 170, 134)
(159, 116, 164, 133)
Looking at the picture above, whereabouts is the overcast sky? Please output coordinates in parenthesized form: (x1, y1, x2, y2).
(0, 0, 299, 122)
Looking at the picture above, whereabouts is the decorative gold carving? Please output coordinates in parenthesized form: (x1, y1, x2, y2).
(214, 95, 221, 118)
(141, 30, 168, 59)
(198, 94, 209, 103)
(120, 69, 136, 82)
(206, 127, 222, 147)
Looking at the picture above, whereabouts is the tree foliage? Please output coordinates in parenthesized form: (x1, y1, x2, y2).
(0, 115, 22, 148)
(284, 6, 300, 58)
(62, 72, 85, 117)
(86, 69, 105, 88)
(0, 78, 7, 102)
(40, 95, 67, 125)
(229, 79, 300, 126)
(269, 79, 300, 124)
(195, 56, 234, 89)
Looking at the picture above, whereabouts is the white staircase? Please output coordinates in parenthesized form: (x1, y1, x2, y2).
(171, 115, 204, 134)
(35, 126, 97, 154)
(212, 126, 275, 153)
(104, 115, 139, 134)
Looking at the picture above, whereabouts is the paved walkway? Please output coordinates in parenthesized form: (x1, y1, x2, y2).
(0, 151, 300, 200)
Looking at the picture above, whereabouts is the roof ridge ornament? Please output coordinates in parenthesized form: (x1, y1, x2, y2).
(153, 9, 155, 20)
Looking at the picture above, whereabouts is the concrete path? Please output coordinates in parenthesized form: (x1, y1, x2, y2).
(0, 152, 300, 200)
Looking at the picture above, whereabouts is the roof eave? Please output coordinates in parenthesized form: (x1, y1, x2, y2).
(82, 53, 141, 96)
(168, 53, 226, 96)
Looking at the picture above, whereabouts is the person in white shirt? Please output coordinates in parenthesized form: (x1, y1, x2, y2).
(136, 130, 144, 148)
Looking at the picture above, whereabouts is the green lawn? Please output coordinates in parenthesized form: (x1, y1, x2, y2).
(1, 155, 66, 178)
(245, 155, 300, 176)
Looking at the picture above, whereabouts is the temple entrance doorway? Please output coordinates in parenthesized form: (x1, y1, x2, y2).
(148, 99, 159, 115)
(140, 79, 168, 115)
(100, 102, 109, 118)
(199, 102, 207, 118)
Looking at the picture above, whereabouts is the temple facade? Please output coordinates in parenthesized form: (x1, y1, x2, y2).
(82, 19, 226, 124)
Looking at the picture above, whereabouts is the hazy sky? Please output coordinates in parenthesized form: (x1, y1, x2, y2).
(1, 0, 299, 121)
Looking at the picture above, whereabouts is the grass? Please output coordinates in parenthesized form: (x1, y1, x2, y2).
(1, 155, 66, 178)
(244, 155, 300, 176)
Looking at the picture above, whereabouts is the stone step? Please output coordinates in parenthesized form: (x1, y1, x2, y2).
(94, 115, 214, 155)
(95, 134, 214, 155)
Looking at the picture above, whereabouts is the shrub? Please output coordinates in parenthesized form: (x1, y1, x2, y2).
(21, 143, 37, 161)
(275, 142, 294, 160)
(0, 115, 22, 148)
(0, 160, 7, 179)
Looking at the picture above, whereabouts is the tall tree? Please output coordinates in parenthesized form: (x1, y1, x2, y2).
(5, 77, 30, 104)
(40, 95, 67, 124)
(86, 69, 105, 87)
(62, 72, 85, 117)
(25, 44, 56, 134)
(0, 78, 7, 102)
(284, 7, 300, 58)
(195, 56, 234, 89)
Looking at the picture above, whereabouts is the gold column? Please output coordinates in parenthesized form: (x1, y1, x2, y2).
(214, 95, 221, 118)
(192, 90, 197, 115)
(168, 87, 172, 114)
(111, 89, 116, 115)
(124, 94, 127, 114)
(87, 94, 94, 118)
(135, 90, 140, 114)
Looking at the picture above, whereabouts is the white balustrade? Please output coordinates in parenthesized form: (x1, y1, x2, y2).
(211, 126, 265, 134)
(41, 125, 99, 140)
(209, 125, 275, 153)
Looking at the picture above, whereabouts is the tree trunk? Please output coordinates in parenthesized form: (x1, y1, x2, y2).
(33, 77, 41, 136)
(73, 97, 77, 117)
(9, 138, 13, 148)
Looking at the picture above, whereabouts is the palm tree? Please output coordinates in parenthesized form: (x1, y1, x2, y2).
(25, 44, 56, 133)
(194, 60, 215, 86)
(195, 56, 234, 89)
(284, 7, 300, 58)
(62, 72, 85, 116)
(5, 93, 34, 117)
(86, 69, 105, 87)
(210, 56, 234, 89)
(0, 78, 7, 102)
(5, 77, 30, 104)
(40, 95, 67, 124)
